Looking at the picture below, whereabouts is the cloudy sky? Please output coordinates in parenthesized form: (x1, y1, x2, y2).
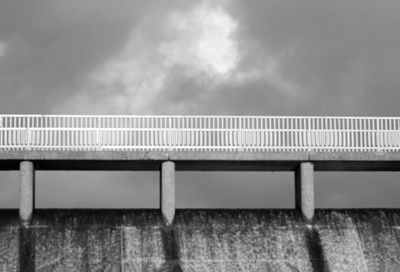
(1, 0, 400, 208)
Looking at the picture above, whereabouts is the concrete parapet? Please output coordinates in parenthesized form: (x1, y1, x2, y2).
(295, 162, 314, 222)
(19, 161, 35, 226)
(161, 161, 175, 226)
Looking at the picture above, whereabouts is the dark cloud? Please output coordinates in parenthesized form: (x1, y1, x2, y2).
(233, 0, 400, 115)
(0, 0, 150, 113)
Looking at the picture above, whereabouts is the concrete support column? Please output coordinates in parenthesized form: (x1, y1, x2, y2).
(295, 162, 314, 222)
(160, 161, 175, 226)
(20, 161, 35, 226)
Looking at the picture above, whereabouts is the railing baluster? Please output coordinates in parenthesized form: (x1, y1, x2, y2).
(371, 118, 375, 151)
(376, 118, 380, 151)
(391, 119, 394, 149)
(349, 118, 353, 151)
(368, 118, 371, 151)
(397, 119, 400, 148)
(388, 119, 392, 150)
(385, 119, 389, 151)
(383, 118, 387, 151)
(366, 118, 369, 150)
(378, 119, 382, 151)
(364, 118, 367, 151)
(332, 118, 336, 151)
(361, 119, 365, 150)
(393, 119, 396, 149)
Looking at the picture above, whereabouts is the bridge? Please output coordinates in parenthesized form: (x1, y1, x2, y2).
(1, 115, 400, 226)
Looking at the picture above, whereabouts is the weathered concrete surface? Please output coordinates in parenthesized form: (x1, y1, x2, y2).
(2, 209, 400, 271)
(19, 161, 35, 226)
(310, 151, 400, 171)
(295, 162, 314, 221)
(161, 161, 175, 226)
(0, 150, 400, 171)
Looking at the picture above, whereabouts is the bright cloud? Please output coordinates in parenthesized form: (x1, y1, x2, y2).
(58, 0, 300, 114)
(159, 2, 239, 78)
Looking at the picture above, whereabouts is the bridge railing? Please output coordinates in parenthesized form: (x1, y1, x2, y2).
(1, 115, 400, 152)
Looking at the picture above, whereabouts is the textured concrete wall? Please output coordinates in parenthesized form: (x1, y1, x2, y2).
(161, 161, 175, 226)
(295, 162, 314, 222)
(2, 210, 399, 271)
(19, 161, 35, 226)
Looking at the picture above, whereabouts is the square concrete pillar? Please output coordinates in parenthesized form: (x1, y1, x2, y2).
(20, 161, 35, 226)
(160, 161, 175, 226)
(295, 162, 314, 222)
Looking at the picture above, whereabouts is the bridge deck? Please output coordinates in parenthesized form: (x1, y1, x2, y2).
(1, 150, 400, 171)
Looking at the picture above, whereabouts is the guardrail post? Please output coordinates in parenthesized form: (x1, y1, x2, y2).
(168, 117, 172, 151)
(26, 128, 31, 150)
(295, 162, 314, 222)
(160, 161, 175, 226)
(96, 129, 101, 151)
(307, 118, 311, 151)
(20, 161, 35, 226)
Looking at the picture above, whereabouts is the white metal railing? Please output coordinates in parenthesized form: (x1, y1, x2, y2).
(0, 115, 400, 152)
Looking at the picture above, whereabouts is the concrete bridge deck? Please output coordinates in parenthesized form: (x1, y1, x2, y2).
(1, 150, 400, 171)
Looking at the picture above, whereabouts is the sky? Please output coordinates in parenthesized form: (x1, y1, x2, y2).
(1, 0, 400, 208)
